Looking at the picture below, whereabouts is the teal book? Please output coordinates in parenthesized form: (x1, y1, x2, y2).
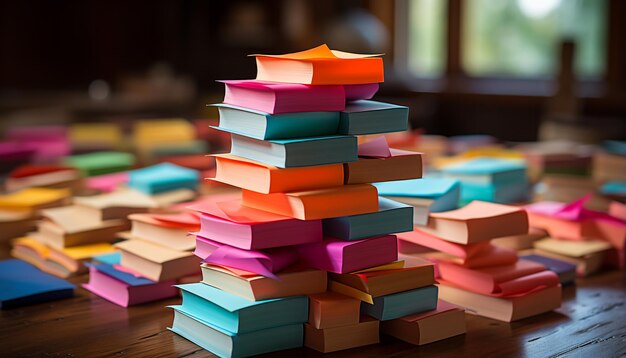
(603, 140, 626, 156)
(441, 157, 527, 186)
(361, 285, 438, 321)
(169, 306, 304, 358)
(128, 162, 199, 194)
(177, 283, 308, 334)
(339, 100, 408, 135)
(222, 128, 358, 168)
(460, 181, 529, 204)
(322, 197, 413, 241)
(214, 103, 340, 140)
(600, 181, 626, 196)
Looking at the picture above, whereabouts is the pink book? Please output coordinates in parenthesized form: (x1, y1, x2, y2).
(86, 172, 129, 192)
(437, 259, 559, 297)
(344, 83, 379, 101)
(296, 235, 398, 274)
(397, 229, 491, 259)
(189, 198, 322, 250)
(194, 235, 298, 278)
(82, 264, 178, 307)
(221, 80, 346, 114)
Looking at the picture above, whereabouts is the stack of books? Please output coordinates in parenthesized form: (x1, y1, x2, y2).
(133, 119, 207, 163)
(593, 140, 626, 183)
(69, 122, 124, 152)
(526, 196, 626, 273)
(440, 157, 529, 204)
(0, 187, 71, 242)
(127, 163, 199, 203)
(63, 151, 135, 177)
(169, 45, 463, 356)
(5, 125, 71, 163)
(516, 140, 592, 181)
(84, 211, 202, 307)
(399, 201, 562, 322)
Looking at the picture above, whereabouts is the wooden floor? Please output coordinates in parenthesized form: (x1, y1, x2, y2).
(2, 251, 626, 357)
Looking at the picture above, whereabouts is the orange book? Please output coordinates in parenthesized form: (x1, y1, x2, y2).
(527, 211, 595, 241)
(241, 184, 379, 220)
(254, 44, 384, 85)
(308, 292, 361, 329)
(212, 154, 344, 194)
(304, 317, 379, 353)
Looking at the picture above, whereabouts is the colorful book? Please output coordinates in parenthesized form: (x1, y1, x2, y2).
(115, 240, 200, 282)
(63, 151, 134, 176)
(308, 292, 361, 329)
(128, 163, 199, 195)
(304, 317, 379, 353)
(296, 235, 398, 274)
(441, 157, 527, 185)
(344, 149, 423, 184)
(491, 227, 548, 250)
(69, 122, 123, 151)
(73, 188, 157, 220)
(438, 283, 561, 322)
(5, 165, 81, 192)
(381, 300, 466, 345)
(520, 254, 577, 285)
(345, 83, 379, 100)
(221, 79, 346, 114)
(459, 180, 529, 204)
(169, 306, 304, 358)
(254, 44, 383, 85)
(214, 103, 340, 140)
(190, 197, 322, 250)
(0, 187, 70, 213)
(226, 131, 358, 168)
(241, 184, 379, 220)
(322, 197, 413, 241)
(0, 259, 74, 309)
(328, 259, 435, 303)
(418, 201, 529, 244)
(212, 154, 344, 194)
(122, 212, 199, 251)
(361, 285, 438, 321)
(533, 237, 612, 276)
(177, 283, 308, 334)
(374, 177, 460, 225)
(200, 264, 327, 301)
(83, 263, 178, 307)
(338, 100, 408, 135)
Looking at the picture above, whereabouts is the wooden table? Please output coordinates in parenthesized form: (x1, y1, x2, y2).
(2, 255, 625, 357)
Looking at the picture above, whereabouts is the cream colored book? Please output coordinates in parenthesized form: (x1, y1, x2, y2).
(115, 239, 200, 281)
(304, 317, 379, 353)
(74, 188, 157, 220)
(492, 227, 548, 250)
(534, 237, 612, 257)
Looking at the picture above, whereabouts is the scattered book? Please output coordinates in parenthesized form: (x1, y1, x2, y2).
(339, 100, 408, 135)
(115, 239, 200, 281)
(520, 254, 577, 285)
(121, 212, 199, 251)
(214, 103, 340, 140)
(381, 300, 466, 345)
(308, 292, 361, 329)
(361, 285, 438, 321)
(0, 259, 75, 309)
(492, 227, 548, 250)
(0, 187, 70, 213)
(128, 163, 199, 195)
(533, 237, 612, 276)
(212, 153, 344, 194)
(5, 165, 82, 192)
(73, 188, 157, 220)
(304, 317, 379, 353)
(63, 151, 135, 176)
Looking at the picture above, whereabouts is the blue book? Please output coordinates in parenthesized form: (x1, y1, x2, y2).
(223, 128, 358, 168)
(169, 306, 304, 358)
(603, 140, 626, 156)
(92, 251, 121, 265)
(521, 255, 577, 286)
(374, 178, 460, 225)
(339, 100, 409, 135)
(128, 162, 199, 194)
(213, 103, 340, 140)
(441, 157, 527, 186)
(0, 259, 75, 309)
(361, 285, 438, 321)
(177, 283, 308, 334)
(460, 181, 529, 204)
(600, 181, 626, 196)
(88, 263, 156, 286)
(323, 197, 413, 241)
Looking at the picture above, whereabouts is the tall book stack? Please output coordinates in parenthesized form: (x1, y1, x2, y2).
(168, 45, 465, 357)
(399, 201, 563, 322)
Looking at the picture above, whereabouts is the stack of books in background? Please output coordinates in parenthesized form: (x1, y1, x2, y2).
(168, 45, 465, 357)
(398, 201, 563, 322)
(4, 126, 71, 164)
(133, 119, 208, 164)
(69, 122, 125, 153)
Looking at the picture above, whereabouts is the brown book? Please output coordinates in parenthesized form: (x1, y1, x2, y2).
(308, 292, 361, 329)
(492, 227, 548, 250)
(382, 300, 466, 345)
(73, 188, 157, 221)
(344, 149, 422, 184)
(304, 316, 379, 353)
(200, 264, 327, 301)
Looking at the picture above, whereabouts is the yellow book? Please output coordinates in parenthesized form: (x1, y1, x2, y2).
(0, 188, 70, 212)
(70, 123, 123, 149)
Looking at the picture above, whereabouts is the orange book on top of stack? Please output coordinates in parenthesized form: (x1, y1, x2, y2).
(254, 44, 384, 85)
(212, 154, 344, 194)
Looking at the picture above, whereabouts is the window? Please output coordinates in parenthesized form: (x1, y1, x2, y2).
(406, 0, 447, 77)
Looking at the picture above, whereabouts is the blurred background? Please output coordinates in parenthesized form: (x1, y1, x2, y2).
(1, 0, 625, 142)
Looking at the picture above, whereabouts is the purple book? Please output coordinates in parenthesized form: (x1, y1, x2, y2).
(296, 235, 398, 274)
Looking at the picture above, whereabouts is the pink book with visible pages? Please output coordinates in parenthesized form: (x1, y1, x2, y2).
(297, 235, 398, 274)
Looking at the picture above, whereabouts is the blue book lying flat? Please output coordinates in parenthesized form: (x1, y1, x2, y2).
(169, 306, 304, 358)
(223, 128, 358, 168)
(339, 100, 409, 135)
(177, 283, 308, 334)
(460, 181, 529, 204)
(374, 178, 460, 225)
(361, 285, 438, 321)
(323, 197, 413, 241)
(128, 162, 199, 194)
(213, 103, 340, 140)
(441, 157, 527, 186)
(92, 251, 121, 265)
(0, 259, 75, 309)
(521, 255, 577, 286)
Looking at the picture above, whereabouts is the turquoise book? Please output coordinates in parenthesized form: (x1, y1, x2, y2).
(339, 100, 408, 135)
(213, 103, 340, 140)
(322, 197, 413, 241)
(169, 306, 304, 358)
(222, 128, 358, 168)
(177, 283, 308, 334)
(460, 181, 529, 204)
(361, 285, 438, 321)
(441, 157, 527, 186)
(128, 162, 199, 194)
